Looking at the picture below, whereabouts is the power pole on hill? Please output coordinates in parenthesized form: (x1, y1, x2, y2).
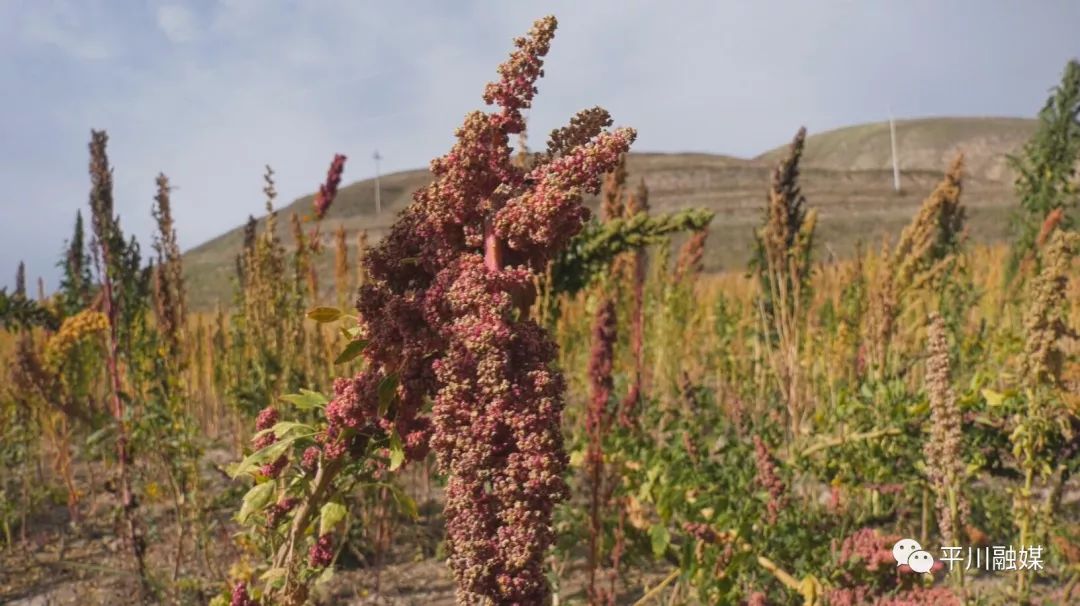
(889, 112, 901, 193)
(373, 150, 382, 216)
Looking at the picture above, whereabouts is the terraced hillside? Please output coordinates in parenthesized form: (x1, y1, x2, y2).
(184, 117, 1036, 309)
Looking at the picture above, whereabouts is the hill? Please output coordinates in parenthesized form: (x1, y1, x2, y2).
(756, 116, 1036, 180)
(184, 117, 1036, 309)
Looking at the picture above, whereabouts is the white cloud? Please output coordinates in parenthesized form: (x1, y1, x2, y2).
(20, 1, 114, 60)
(156, 4, 199, 44)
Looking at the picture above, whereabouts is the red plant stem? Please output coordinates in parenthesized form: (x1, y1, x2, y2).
(588, 455, 602, 604)
(274, 457, 343, 571)
(483, 216, 504, 271)
(587, 298, 617, 605)
(609, 506, 626, 600)
(484, 215, 536, 315)
(620, 248, 646, 429)
(99, 247, 149, 591)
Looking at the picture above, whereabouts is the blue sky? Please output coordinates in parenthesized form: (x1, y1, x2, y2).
(1, 0, 1078, 290)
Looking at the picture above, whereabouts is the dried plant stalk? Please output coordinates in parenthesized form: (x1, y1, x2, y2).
(754, 126, 817, 437)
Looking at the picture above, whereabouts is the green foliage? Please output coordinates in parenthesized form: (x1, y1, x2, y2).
(280, 389, 330, 411)
(0, 288, 59, 331)
(551, 208, 714, 297)
(227, 385, 416, 603)
(225, 191, 316, 418)
(307, 307, 342, 323)
(1007, 59, 1080, 280)
(58, 210, 94, 317)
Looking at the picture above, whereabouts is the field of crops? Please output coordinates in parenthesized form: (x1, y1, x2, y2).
(2, 15, 1080, 606)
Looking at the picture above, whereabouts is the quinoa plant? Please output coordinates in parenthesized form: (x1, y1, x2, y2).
(225, 167, 313, 426)
(58, 210, 94, 316)
(620, 182, 651, 428)
(1009, 225, 1079, 600)
(88, 129, 150, 592)
(752, 127, 818, 439)
(867, 155, 965, 379)
(333, 223, 350, 309)
(922, 312, 968, 590)
(151, 174, 187, 360)
(148, 172, 208, 584)
(585, 297, 618, 605)
(1007, 59, 1080, 282)
(225, 15, 635, 605)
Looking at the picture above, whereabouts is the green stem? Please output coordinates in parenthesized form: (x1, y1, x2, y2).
(1016, 466, 1035, 599)
(632, 569, 680, 606)
(920, 485, 929, 547)
(947, 487, 964, 592)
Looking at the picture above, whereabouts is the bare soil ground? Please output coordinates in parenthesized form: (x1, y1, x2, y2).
(0, 444, 666, 606)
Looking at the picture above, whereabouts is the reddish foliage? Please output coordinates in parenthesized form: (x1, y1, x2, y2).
(752, 435, 786, 524)
(255, 406, 278, 431)
(313, 154, 347, 219)
(230, 582, 259, 606)
(308, 533, 334, 568)
(328, 15, 632, 603)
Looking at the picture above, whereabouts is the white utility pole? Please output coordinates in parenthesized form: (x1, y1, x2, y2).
(373, 150, 382, 216)
(889, 112, 901, 193)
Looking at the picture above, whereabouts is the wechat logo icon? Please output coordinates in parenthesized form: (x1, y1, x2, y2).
(892, 538, 935, 574)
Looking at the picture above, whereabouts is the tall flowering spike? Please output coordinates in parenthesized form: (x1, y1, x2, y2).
(87, 129, 148, 588)
(482, 16, 557, 133)
(152, 173, 187, 358)
(14, 261, 26, 298)
(60, 210, 92, 313)
(923, 313, 968, 545)
(352, 15, 634, 604)
(764, 127, 809, 255)
(891, 154, 965, 291)
(758, 126, 817, 297)
(600, 154, 627, 222)
(1021, 228, 1079, 385)
(754, 126, 817, 436)
(674, 229, 708, 282)
(866, 155, 964, 377)
(334, 223, 350, 307)
(588, 298, 618, 439)
(627, 179, 650, 216)
(88, 130, 116, 246)
(619, 179, 650, 428)
(1036, 207, 1065, 249)
(586, 298, 617, 603)
(314, 154, 347, 219)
